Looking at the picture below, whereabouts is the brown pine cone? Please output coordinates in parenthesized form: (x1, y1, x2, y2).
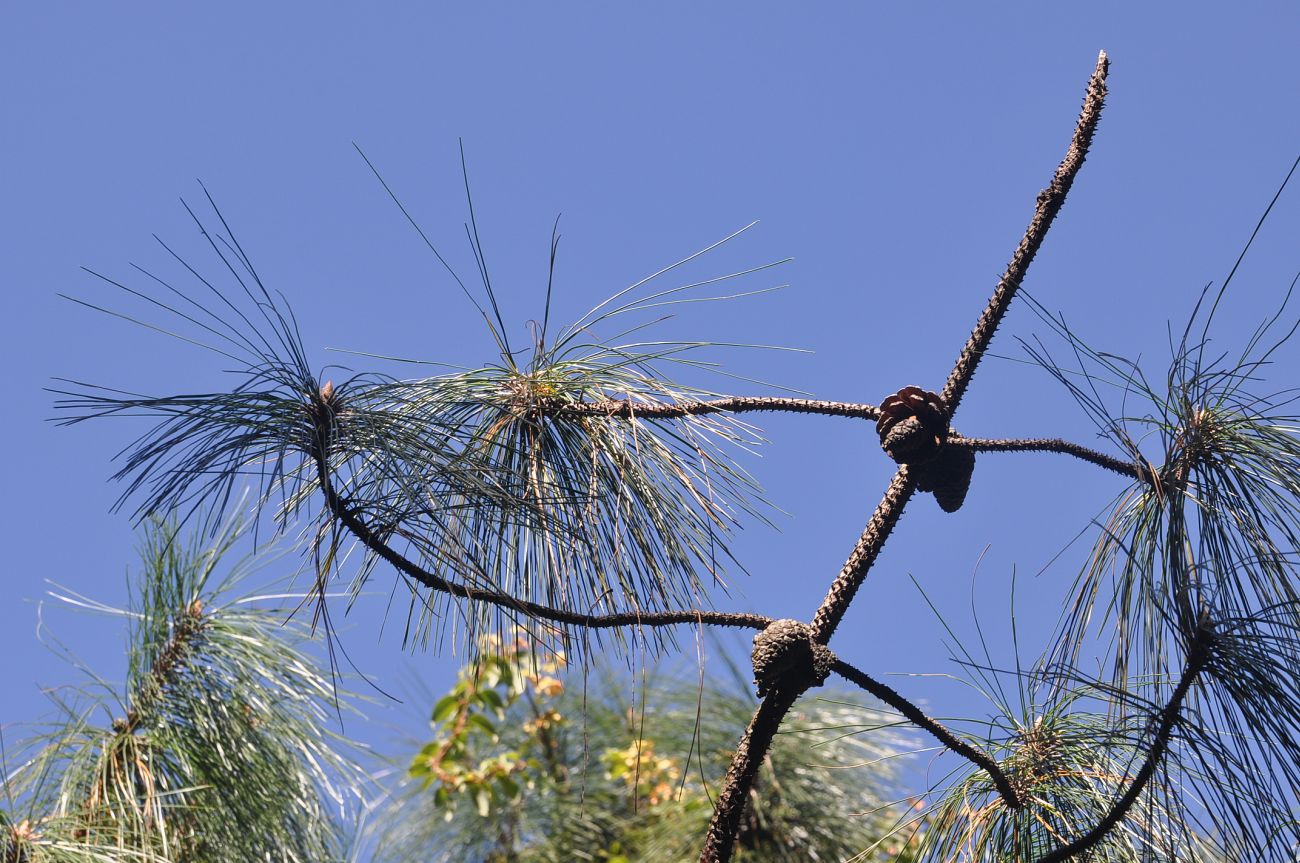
(751, 619, 834, 698)
(876, 386, 949, 464)
(913, 443, 976, 513)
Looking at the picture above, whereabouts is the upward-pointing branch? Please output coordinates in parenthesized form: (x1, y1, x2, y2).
(941, 50, 1110, 416)
(698, 51, 1111, 862)
(816, 48, 1111, 646)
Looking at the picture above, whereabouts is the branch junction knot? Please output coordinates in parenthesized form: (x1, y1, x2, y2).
(876, 387, 975, 512)
(877, 386, 949, 463)
(751, 619, 835, 698)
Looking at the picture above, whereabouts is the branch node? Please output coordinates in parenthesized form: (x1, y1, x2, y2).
(876, 387, 949, 464)
(751, 619, 835, 698)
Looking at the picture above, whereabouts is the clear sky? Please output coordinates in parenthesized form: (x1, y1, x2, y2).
(4, 1, 1299, 838)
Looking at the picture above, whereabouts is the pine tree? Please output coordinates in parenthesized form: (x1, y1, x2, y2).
(47, 50, 1300, 860)
(1, 517, 368, 862)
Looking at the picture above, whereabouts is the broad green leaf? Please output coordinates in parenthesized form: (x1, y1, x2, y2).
(476, 687, 506, 714)
(432, 694, 461, 724)
(467, 713, 498, 738)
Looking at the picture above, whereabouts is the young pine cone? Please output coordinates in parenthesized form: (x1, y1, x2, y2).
(876, 387, 949, 464)
(912, 443, 976, 513)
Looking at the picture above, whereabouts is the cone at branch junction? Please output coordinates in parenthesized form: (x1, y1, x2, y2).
(876, 387, 949, 464)
(913, 443, 976, 513)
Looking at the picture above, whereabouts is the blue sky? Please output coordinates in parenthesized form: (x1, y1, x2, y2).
(4, 1, 1299, 832)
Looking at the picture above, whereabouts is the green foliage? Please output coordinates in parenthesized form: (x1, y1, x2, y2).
(1000, 237, 1300, 857)
(1027, 279, 1300, 688)
(377, 637, 920, 863)
(55, 193, 786, 660)
(1, 517, 367, 863)
(914, 687, 1187, 862)
(406, 634, 563, 821)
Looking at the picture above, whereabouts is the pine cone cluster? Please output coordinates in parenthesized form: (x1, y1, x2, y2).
(876, 386, 975, 512)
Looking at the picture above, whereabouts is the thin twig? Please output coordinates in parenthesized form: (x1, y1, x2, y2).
(548, 396, 880, 421)
(313, 454, 773, 633)
(1034, 627, 1212, 863)
(940, 50, 1110, 416)
(554, 399, 1149, 486)
(698, 52, 1110, 862)
(953, 435, 1142, 481)
(830, 658, 1021, 810)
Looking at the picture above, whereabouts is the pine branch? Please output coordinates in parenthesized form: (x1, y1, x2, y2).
(314, 452, 773, 634)
(547, 396, 880, 421)
(830, 658, 1021, 811)
(114, 598, 206, 735)
(940, 50, 1109, 416)
(697, 470, 918, 861)
(953, 435, 1145, 481)
(809, 470, 917, 644)
(4, 519, 368, 862)
(698, 52, 1110, 862)
(1034, 623, 1213, 863)
(552, 400, 1152, 489)
(696, 687, 804, 863)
